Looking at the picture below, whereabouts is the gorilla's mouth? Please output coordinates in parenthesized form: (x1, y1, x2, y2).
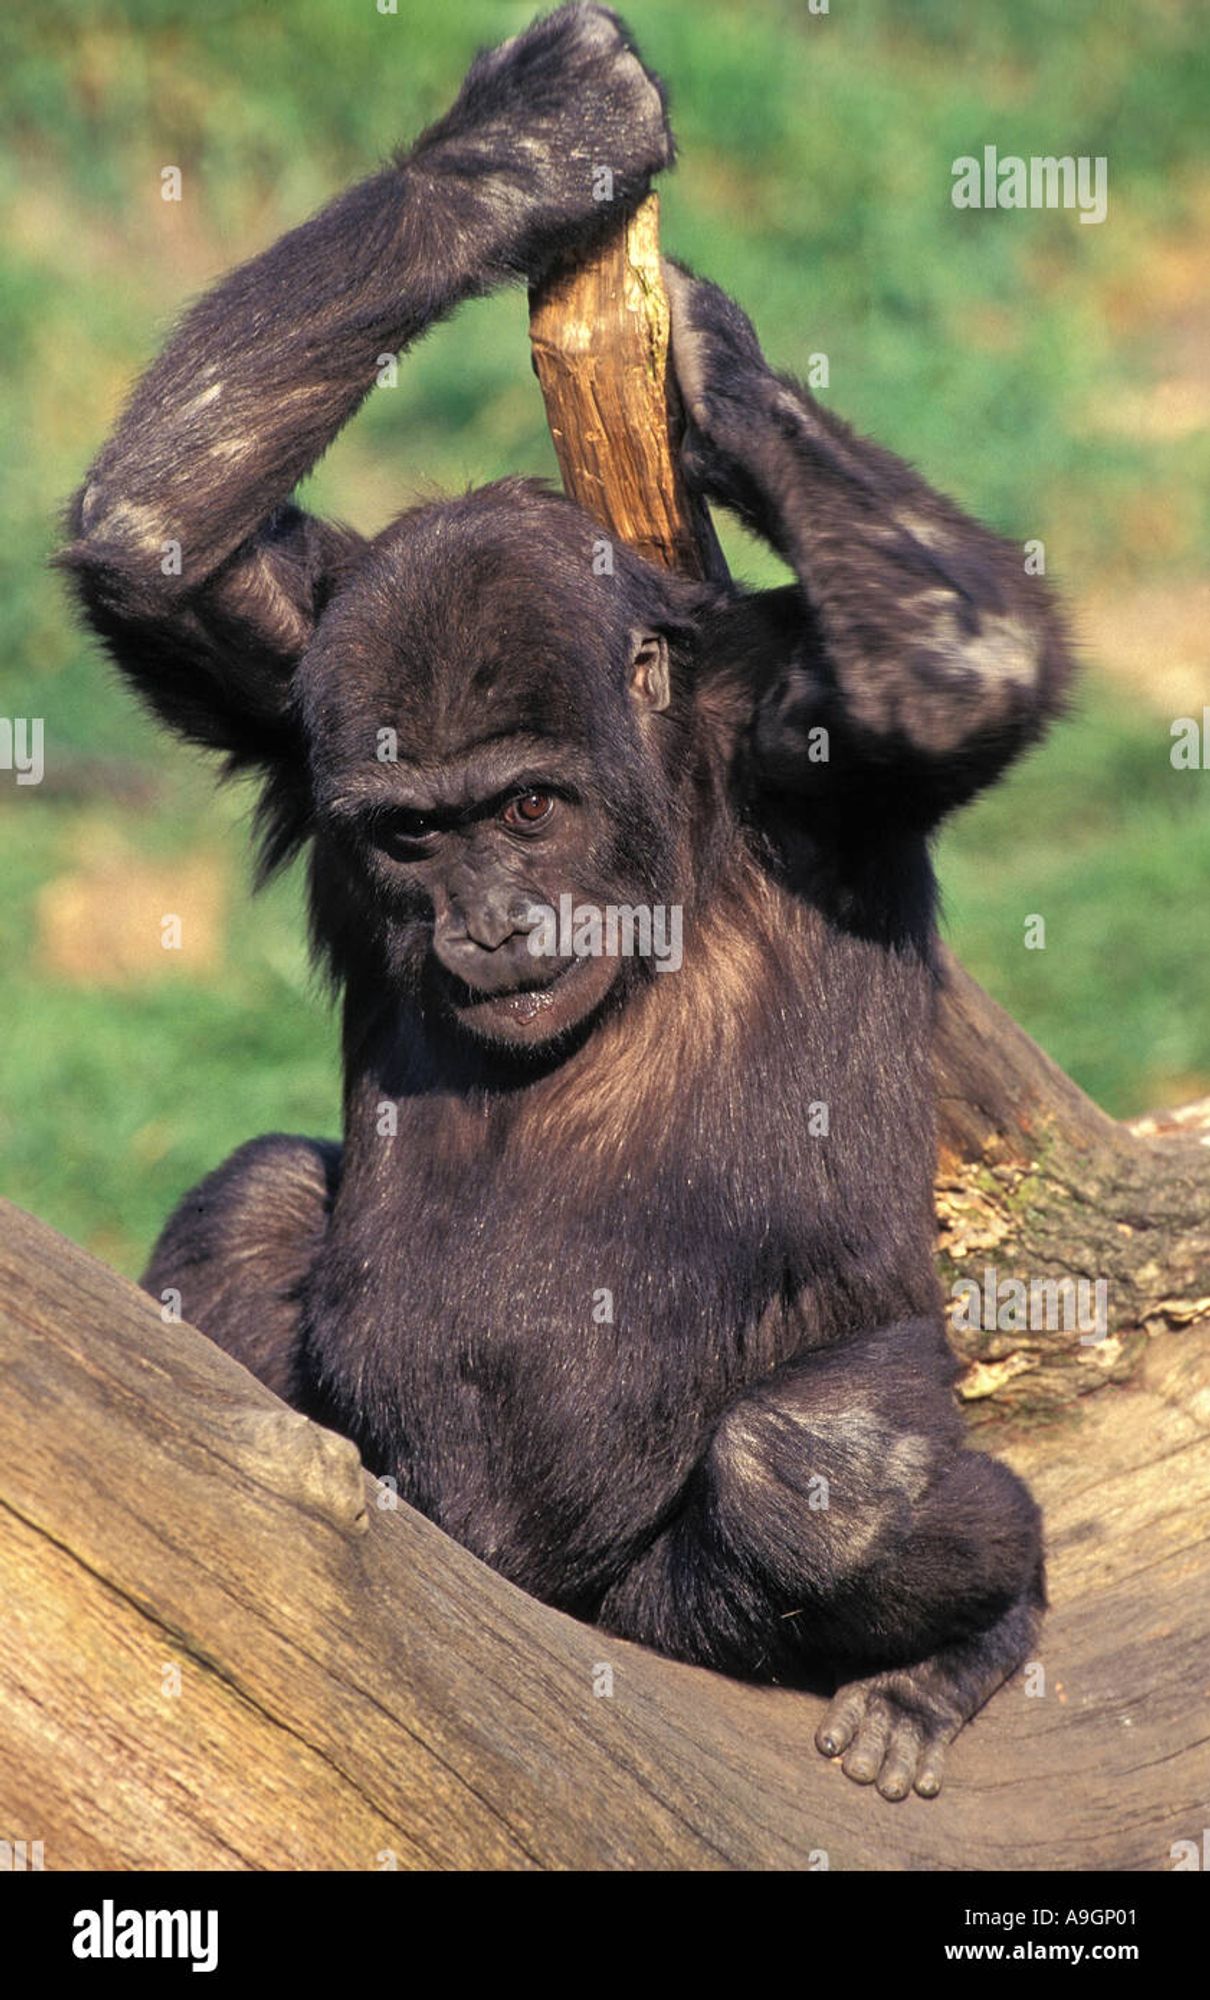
(436, 950, 617, 1046)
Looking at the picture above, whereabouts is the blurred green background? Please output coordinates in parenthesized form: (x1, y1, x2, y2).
(1, 0, 1207, 1274)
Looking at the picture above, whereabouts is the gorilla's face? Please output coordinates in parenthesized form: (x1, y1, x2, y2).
(300, 487, 692, 1053)
(362, 751, 629, 1052)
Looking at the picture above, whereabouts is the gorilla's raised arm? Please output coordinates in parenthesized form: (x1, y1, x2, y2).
(666, 265, 1074, 828)
(59, 3, 671, 773)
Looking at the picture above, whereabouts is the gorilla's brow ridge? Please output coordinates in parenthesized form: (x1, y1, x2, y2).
(321, 733, 587, 820)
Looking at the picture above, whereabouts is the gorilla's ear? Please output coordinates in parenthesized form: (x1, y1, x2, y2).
(629, 630, 671, 712)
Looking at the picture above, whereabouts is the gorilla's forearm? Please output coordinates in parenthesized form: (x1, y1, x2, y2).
(70, 171, 512, 601)
(64, 5, 671, 607)
(57, 154, 492, 764)
(668, 267, 1075, 822)
(737, 371, 1072, 806)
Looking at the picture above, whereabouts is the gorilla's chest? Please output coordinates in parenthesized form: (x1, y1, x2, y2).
(311, 1048, 818, 1577)
(305, 899, 937, 1571)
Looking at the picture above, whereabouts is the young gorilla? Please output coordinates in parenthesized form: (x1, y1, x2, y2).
(62, 3, 1071, 1800)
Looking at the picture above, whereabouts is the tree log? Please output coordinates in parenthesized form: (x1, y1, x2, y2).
(935, 954, 1210, 1424)
(528, 199, 1209, 1421)
(1, 1199, 1206, 1870)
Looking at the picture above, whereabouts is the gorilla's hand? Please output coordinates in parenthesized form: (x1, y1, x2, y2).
(663, 258, 778, 514)
(663, 260, 768, 428)
(416, 3, 674, 265)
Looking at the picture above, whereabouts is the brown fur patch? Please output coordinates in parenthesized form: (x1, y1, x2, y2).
(522, 857, 816, 1156)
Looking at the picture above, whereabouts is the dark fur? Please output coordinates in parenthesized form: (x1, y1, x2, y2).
(60, 3, 1070, 1799)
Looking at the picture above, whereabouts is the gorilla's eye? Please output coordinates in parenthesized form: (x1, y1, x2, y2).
(501, 790, 555, 830)
(375, 809, 439, 855)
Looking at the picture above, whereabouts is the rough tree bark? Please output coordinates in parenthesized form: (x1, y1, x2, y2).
(1, 1200, 1206, 1869)
(528, 196, 1210, 1424)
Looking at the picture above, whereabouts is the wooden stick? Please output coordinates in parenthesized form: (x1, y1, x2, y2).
(529, 194, 726, 581)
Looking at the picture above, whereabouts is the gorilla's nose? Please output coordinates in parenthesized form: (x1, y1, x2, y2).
(434, 912, 545, 993)
(464, 908, 522, 952)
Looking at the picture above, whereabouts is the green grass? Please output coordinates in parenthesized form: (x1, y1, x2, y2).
(936, 681, 1210, 1115)
(1, 0, 1207, 1272)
